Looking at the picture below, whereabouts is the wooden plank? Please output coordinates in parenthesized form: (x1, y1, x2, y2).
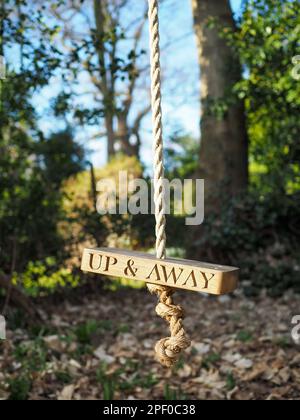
(81, 248, 239, 296)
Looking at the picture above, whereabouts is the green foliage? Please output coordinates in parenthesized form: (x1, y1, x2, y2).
(62, 154, 147, 251)
(96, 361, 159, 400)
(103, 277, 145, 291)
(163, 384, 187, 401)
(0, 1, 86, 279)
(1, 0, 62, 140)
(9, 337, 50, 399)
(236, 330, 253, 343)
(7, 334, 57, 399)
(226, 373, 236, 391)
(55, 371, 72, 385)
(244, 260, 300, 298)
(202, 352, 221, 368)
(12, 258, 80, 297)
(190, 191, 300, 296)
(205, 0, 300, 193)
(275, 336, 291, 349)
(96, 364, 117, 400)
(8, 375, 32, 401)
(0, 80, 85, 275)
(38, 130, 85, 188)
(229, 0, 300, 193)
(0, 89, 85, 275)
(165, 133, 199, 179)
(14, 338, 48, 373)
(75, 320, 105, 345)
(0, 127, 65, 272)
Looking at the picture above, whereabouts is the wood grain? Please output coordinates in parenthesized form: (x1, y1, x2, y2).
(81, 248, 239, 295)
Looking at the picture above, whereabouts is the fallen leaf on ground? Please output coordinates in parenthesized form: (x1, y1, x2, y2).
(93, 346, 116, 364)
(58, 384, 75, 401)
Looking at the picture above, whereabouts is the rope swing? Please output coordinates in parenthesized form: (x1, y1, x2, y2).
(81, 0, 239, 369)
(147, 0, 191, 368)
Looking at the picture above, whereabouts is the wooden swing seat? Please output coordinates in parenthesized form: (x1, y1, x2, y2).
(81, 248, 239, 296)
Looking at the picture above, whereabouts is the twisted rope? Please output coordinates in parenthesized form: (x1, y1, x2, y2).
(147, 0, 191, 368)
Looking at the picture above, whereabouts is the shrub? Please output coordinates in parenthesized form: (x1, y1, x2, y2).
(12, 257, 80, 297)
(189, 191, 300, 296)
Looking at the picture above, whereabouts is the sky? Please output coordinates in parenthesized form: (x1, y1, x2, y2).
(29, 0, 243, 171)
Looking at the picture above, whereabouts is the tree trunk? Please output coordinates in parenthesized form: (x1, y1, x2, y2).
(105, 114, 115, 159)
(117, 113, 136, 157)
(191, 0, 248, 209)
(93, 0, 116, 160)
(89, 162, 98, 212)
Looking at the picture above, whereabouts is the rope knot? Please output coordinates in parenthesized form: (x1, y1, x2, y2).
(155, 334, 191, 368)
(156, 302, 184, 320)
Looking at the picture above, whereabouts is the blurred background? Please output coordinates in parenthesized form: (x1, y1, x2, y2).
(0, 0, 300, 400)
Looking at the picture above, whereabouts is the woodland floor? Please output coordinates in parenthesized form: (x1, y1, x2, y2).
(0, 285, 300, 400)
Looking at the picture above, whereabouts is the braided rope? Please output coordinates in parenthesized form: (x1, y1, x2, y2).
(147, 0, 191, 368)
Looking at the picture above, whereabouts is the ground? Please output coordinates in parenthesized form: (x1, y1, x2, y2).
(0, 286, 299, 400)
